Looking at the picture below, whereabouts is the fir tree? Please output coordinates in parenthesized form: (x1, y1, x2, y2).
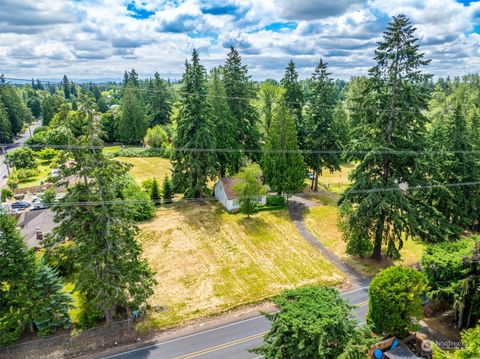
(44, 100, 155, 326)
(171, 50, 218, 198)
(223, 47, 260, 170)
(0, 213, 36, 345)
(62, 75, 70, 99)
(31, 262, 72, 337)
(128, 68, 139, 87)
(262, 101, 305, 196)
(259, 81, 280, 135)
(162, 175, 173, 204)
(208, 67, 237, 177)
(339, 14, 440, 260)
(148, 72, 172, 126)
(304, 59, 341, 191)
(281, 60, 305, 147)
(150, 177, 160, 205)
(42, 95, 56, 125)
(118, 85, 147, 144)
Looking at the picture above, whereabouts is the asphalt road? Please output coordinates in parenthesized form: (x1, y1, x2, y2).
(0, 121, 41, 188)
(103, 285, 369, 359)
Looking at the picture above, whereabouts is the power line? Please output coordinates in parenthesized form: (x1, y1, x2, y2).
(3, 143, 480, 156)
(10, 179, 480, 209)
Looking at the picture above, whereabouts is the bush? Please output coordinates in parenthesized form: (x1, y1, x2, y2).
(41, 188, 56, 205)
(33, 126, 49, 135)
(266, 195, 286, 207)
(252, 286, 359, 358)
(16, 168, 39, 180)
(37, 147, 59, 161)
(1, 187, 13, 201)
(144, 125, 168, 148)
(122, 181, 155, 221)
(367, 266, 428, 337)
(6, 147, 37, 169)
(421, 239, 474, 304)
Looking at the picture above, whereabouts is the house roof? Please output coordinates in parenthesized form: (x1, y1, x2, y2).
(219, 177, 242, 200)
(18, 209, 56, 248)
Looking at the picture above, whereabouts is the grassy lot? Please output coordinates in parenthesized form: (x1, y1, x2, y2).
(137, 203, 344, 331)
(115, 157, 172, 184)
(18, 162, 52, 189)
(303, 204, 427, 277)
(305, 163, 355, 194)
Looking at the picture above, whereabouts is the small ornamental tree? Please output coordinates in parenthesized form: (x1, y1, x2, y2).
(150, 177, 161, 205)
(144, 125, 168, 149)
(252, 286, 358, 358)
(41, 188, 57, 205)
(368, 266, 428, 337)
(233, 163, 267, 217)
(162, 175, 173, 204)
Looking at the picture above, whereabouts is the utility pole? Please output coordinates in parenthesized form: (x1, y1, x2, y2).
(1, 147, 10, 175)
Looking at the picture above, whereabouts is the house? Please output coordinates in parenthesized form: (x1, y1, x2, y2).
(18, 209, 56, 248)
(214, 177, 267, 211)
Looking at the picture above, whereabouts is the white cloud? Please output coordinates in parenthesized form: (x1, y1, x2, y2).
(0, 0, 478, 80)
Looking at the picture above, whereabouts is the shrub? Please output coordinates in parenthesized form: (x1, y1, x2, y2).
(252, 286, 359, 358)
(122, 181, 155, 221)
(421, 239, 474, 304)
(144, 125, 168, 148)
(6, 147, 37, 169)
(367, 266, 428, 337)
(1, 187, 13, 201)
(37, 147, 59, 161)
(266, 195, 286, 207)
(41, 188, 56, 205)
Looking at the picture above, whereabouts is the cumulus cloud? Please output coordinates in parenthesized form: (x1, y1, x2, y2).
(0, 0, 478, 80)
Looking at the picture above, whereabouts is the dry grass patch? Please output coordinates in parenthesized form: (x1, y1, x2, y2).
(115, 157, 172, 183)
(303, 205, 427, 277)
(137, 203, 344, 331)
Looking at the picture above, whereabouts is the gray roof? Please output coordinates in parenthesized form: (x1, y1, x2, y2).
(18, 209, 56, 248)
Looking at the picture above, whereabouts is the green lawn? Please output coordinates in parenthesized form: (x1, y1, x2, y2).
(303, 204, 427, 276)
(137, 203, 344, 331)
(115, 157, 172, 184)
(18, 162, 52, 189)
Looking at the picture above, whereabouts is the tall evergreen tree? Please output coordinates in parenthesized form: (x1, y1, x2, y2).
(148, 72, 172, 126)
(259, 81, 280, 135)
(0, 84, 30, 136)
(0, 213, 36, 345)
(171, 50, 218, 198)
(339, 15, 440, 260)
(128, 69, 139, 87)
(304, 59, 341, 192)
(262, 101, 304, 196)
(62, 75, 70, 99)
(42, 95, 56, 125)
(0, 102, 12, 143)
(281, 60, 305, 147)
(44, 101, 155, 326)
(223, 47, 260, 170)
(208, 67, 237, 177)
(118, 85, 147, 144)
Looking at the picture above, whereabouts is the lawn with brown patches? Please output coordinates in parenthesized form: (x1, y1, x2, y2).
(137, 203, 344, 331)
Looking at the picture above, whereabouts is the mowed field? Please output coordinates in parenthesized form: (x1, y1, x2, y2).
(303, 205, 427, 276)
(115, 157, 172, 183)
(137, 203, 344, 330)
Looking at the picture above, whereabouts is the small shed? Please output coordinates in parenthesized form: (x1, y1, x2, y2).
(214, 177, 266, 211)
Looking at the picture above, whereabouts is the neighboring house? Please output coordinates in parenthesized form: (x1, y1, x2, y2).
(18, 209, 56, 248)
(214, 177, 266, 212)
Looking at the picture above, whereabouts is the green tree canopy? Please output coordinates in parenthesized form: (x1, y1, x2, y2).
(233, 163, 267, 217)
(262, 101, 304, 195)
(171, 49, 218, 198)
(119, 85, 147, 144)
(368, 266, 428, 337)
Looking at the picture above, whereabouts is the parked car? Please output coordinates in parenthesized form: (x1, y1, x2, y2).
(10, 201, 31, 209)
(31, 203, 47, 211)
(306, 172, 317, 180)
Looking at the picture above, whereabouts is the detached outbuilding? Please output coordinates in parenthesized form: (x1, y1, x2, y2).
(214, 177, 267, 212)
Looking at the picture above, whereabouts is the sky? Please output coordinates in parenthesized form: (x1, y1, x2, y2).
(0, 0, 479, 81)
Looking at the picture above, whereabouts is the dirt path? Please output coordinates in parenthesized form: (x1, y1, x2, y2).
(288, 199, 371, 289)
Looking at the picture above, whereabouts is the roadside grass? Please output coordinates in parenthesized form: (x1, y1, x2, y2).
(136, 203, 344, 332)
(302, 203, 427, 277)
(115, 157, 172, 184)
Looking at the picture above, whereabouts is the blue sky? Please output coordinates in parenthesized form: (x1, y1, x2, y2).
(0, 0, 479, 80)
